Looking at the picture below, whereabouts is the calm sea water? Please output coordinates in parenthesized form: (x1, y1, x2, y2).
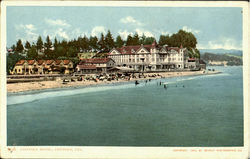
(7, 66, 243, 146)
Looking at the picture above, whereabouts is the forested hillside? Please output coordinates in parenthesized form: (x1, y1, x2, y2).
(201, 53, 242, 66)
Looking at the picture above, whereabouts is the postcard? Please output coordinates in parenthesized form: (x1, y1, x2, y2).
(0, 1, 249, 158)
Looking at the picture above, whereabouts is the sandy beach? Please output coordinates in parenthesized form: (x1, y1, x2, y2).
(7, 71, 220, 93)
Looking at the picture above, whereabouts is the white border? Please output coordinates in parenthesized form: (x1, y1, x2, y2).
(0, 1, 249, 158)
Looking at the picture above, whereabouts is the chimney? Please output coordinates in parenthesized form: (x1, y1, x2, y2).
(152, 40, 157, 48)
(180, 44, 183, 49)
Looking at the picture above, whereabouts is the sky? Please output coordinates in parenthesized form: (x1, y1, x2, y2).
(6, 6, 243, 50)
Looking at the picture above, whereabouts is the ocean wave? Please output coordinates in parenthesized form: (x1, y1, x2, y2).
(159, 72, 229, 85)
(7, 82, 140, 105)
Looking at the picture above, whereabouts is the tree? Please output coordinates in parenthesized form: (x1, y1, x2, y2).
(81, 36, 90, 52)
(10, 44, 16, 53)
(126, 34, 133, 46)
(169, 29, 197, 48)
(98, 33, 106, 52)
(54, 37, 58, 49)
(144, 37, 156, 45)
(158, 35, 170, 46)
(67, 46, 78, 57)
(140, 34, 146, 44)
(44, 35, 53, 59)
(132, 33, 140, 45)
(104, 30, 115, 51)
(89, 36, 98, 52)
(25, 41, 31, 50)
(115, 35, 124, 47)
(44, 35, 52, 50)
(7, 53, 23, 74)
(36, 36, 43, 51)
(27, 45, 38, 59)
(16, 39, 24, 53)
(56, 45, 67, 58)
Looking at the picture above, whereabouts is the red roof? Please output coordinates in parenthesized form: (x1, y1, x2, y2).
(37, 60, 44, 65)
(16, 59, 72, 66)
(27, 60, 36, 65)
(80, 58, 112, 64)
(63, 60, 71, 65)
(77, 64, 96, 69)
(16, 60, 26, 65)
(45, 60, 54, 65)
(55, 60, 62, 65)
(189, 58, 196, 60)
(109, 41, 182, 55)
(114, 44, 153, 55)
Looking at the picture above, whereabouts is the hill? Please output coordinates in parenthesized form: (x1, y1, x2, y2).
(199, 49, 242, 56)
(200, 53, 242, 66)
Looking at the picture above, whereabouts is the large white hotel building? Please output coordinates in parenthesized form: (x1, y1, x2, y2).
(108, 41, 194, 72)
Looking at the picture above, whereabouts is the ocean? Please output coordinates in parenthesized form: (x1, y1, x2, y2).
(7, 66, 243, 146)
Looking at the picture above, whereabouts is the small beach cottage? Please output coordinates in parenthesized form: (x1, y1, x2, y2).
(76, 58, 115, 74)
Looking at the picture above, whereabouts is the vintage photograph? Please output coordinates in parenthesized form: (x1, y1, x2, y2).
(1, 1, 249, 158)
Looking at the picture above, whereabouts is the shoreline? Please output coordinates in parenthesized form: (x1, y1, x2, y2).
(7, 70, 221, 93)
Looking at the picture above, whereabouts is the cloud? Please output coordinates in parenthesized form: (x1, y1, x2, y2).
(120, 16, 143, 26)
(182, 26, 200, 34)
(71, 28, 88, 37)
(43, 28, 70, 40)
(118, 30, 133, 40)
(153, 29, 171, 36)
(16, 24, 36, 31)
(15, 24, 38, 43)
(45, 18, 70, 27)
(135, 28, 154, 37)
(197, 38, 242, 50)
(56, 28, 69, 39)
(91, 26, 106, 37)
(160, 31, 170, 35)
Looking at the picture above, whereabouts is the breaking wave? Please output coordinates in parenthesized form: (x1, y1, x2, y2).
(7, 82, 140, 105)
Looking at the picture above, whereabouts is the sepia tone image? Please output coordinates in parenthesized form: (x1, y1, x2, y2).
(4, 2, 245, 150)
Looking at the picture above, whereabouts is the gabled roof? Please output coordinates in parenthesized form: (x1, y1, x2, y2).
(16, 60, 26, 65)
(113, 44, 154, 55)
(167, 47, 180, 52)
(108, 41, 185, 55)
(27, 60, 36, 65)
(136, 45, 151, 54)
(45, 60, 54, 65)
(37, 60, 44, 65)
(55, 60, 62, 65)
(188, 58, 196, 62)
(63, 60, 71, 65)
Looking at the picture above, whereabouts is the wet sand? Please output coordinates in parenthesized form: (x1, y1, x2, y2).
(7, 71, 220, 93)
